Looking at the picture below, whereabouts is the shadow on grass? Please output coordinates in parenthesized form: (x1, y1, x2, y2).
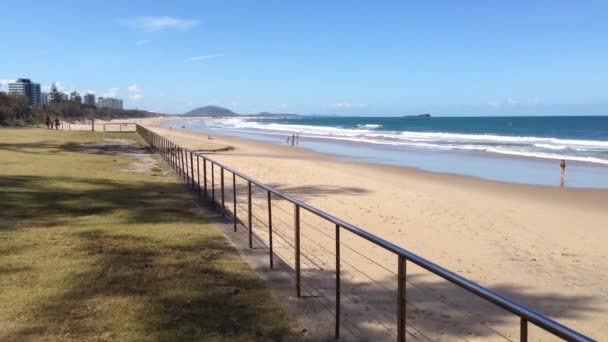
(0, 141, 65, 155)
(4, 230, 301, 341)
(60, 141, 152, 156)
(0, 134, 144, 156)
(0, 175, 204, 231)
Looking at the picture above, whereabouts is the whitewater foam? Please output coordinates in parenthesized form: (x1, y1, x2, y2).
(184, 117, 608, 165)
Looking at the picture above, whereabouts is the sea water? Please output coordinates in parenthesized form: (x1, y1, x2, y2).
(164, 116, 608, 188)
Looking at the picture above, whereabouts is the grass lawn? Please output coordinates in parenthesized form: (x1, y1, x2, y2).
(0, 128, 302, 341)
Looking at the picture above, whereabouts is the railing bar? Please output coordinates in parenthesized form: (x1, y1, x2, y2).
(233, 172, 237, 232)
(294, 204, 301, 298)
(335, 224, 340, 340)
(196, 155, 201, 197)
(203, 158, 207, 199)
(248, 181, 253, 248)
(397, 256, 407, 342)
(221, 167, 225, 216)
(268, 191, 274, 269)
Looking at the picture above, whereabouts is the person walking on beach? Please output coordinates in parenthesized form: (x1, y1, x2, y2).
(560, 159, 567, 187)
(54, 117, 60, 130)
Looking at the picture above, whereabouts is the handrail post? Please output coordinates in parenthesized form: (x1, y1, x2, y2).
(187, 151, 191, 184)
(203, 158, 207, 199)
(185, 151, 189, 182)
(184, 150, 188, 184)
(295, 204, 301, 298)
(172, 144, 176, 169)
(335, 224, 340, 339)
(190, 152, 195, 189)
(181, 149, 186, 181)
(173, 144, 177, 170)
(221, 167, 225, 216)
(179, 148, 183, 180)
(211, 162, 215, 206)
(196, 155, 201, 197)
(521, 318, 528, 342)
(233, 173, 237, 232)
(248, 181, 252, 248)
(268, 191, 274, 269)
(397, 255, 407, 342)
(175, 147, 179, 176)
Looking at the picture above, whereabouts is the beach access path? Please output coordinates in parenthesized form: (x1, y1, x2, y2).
(139, 119, 608, 341)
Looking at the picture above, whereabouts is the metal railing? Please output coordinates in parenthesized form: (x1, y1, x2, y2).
(136, 124, 596, 342)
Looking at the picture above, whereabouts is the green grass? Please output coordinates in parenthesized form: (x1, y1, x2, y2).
(0, 128, 302, 341)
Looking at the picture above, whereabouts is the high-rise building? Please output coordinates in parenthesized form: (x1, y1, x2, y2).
(83, 93, 96, 106)
(98, 97, 123, 110)
(8, 78, 41, 106)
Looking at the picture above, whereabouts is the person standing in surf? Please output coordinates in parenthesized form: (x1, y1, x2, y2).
(560, 159, 566, 187)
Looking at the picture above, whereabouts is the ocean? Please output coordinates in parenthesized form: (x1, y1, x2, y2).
(165, 115, 608, 188)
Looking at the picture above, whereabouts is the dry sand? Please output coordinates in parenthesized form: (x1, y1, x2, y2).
(138, 118, 607, 341)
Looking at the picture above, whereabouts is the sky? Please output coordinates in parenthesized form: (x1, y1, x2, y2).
(1, 1, 607, 116)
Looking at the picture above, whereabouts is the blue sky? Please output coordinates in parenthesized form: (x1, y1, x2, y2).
(1, 1, 607, 116)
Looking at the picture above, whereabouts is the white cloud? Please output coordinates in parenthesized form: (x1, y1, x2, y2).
(119, 16, 200, 32)
(127, 84, 143, 101)
(328, 102, 368, 109)
(506, 98, 518, 106)
(135, 40, 150, 45)
(184, 54, 224, 62)
(487, 97, 542, 109)
(42, 81, 65, 93)
(0, 79, 15, 90)
(103, 87, 120, 98)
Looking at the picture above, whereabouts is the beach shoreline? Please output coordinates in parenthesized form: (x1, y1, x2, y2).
(159, 116, 608, 188)
(136, 116, 607, 339)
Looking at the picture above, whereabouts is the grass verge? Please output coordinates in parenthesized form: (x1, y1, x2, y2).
(0, 128, 302, 341)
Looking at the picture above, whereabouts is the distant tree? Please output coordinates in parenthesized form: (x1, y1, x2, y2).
(69, 91, 82, 103)
(50, 83, 63, 103)
(0, 93, 34, 125)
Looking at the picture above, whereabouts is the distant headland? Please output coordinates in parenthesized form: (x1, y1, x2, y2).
(183, 105, 299, 118)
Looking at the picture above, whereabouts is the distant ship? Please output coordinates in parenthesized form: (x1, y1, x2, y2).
(402, 113, 431, 118)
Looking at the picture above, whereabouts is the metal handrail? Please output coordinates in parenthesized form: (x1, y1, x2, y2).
(135, 124, 596, 342)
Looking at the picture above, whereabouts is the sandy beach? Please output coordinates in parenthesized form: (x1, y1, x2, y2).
(138, 117, 608, 340)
